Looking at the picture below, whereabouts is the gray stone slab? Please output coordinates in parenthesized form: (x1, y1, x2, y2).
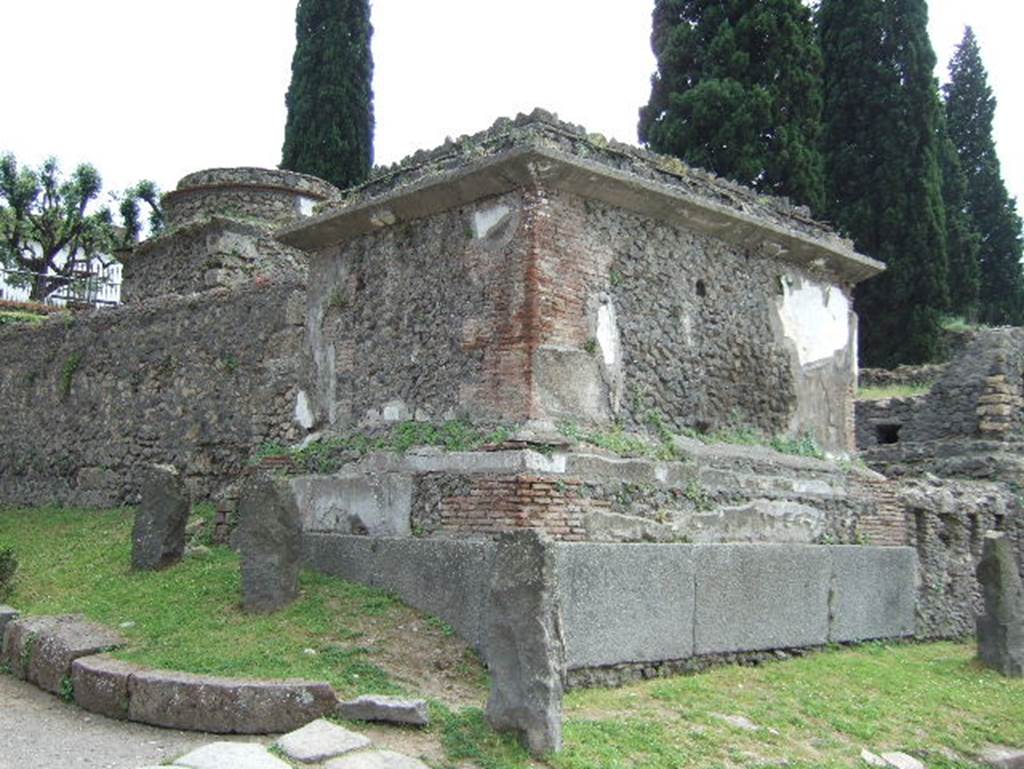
(132, 464, 190, 571)
(174, 742, 291, 769)
(235, 474, 303, 613)
(977, 745, 1024, 769)
(71, 654, 142, 720)
(976, 531, 1024, 677)
(485, 531, 563, 756)
(274, 718, 370, 763)
(880, 752, 926, 769)
(554, 543, 694, 668)
(1, 615, 124, 695)
(303, 534, 495, 654)
(324, 750, 430, 769)
(290, 474, 412, 536)
(829, 546, 916, 642)
(694, 544, 831, 654)
(337, 695, 429, 726)
(127, 668, 337, 733)
(0, 605, 19, 643)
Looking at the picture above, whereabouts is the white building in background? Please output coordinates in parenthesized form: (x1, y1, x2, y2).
(0, 247, 122, 307)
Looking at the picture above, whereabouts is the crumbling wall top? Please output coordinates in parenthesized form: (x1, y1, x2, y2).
(278, 109, 884, 285)
(164, 167, 340, 228)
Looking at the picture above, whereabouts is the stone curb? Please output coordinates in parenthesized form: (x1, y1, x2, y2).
(1, 612, 338, 734)
(72, 654, 338, 733)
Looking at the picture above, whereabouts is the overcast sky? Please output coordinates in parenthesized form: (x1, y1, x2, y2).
(3, 1, 1021, 208)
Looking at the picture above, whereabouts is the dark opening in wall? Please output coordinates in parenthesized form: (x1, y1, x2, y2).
(875, 423, 902, 444)
(695, 279, 707, 298)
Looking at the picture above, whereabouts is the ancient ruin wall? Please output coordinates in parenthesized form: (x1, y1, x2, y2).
(304, 188, 857, 452)
(0, 282, 305, 506)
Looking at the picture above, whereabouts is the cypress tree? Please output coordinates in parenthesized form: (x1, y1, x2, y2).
(281, 0, 373, 190)
(943, 27, 1024, 325)
(819, 0, 949, 366)
(937, 110, 981, 321)
(639, 0, 825, 212)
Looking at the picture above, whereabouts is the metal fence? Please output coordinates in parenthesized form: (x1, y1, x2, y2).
(0, 264, 122, 308)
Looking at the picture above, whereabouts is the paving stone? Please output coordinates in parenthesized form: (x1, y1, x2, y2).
(274, 718, 371, 763)
(324, 750, 430, 769)
(132, 464, 190, 571)
(977, 745, 1024, 769)
(337, 695, 430, 726)
(1, 615, 124, 695)
(881, 752, 926, 769)
(174, 741, 291, 769)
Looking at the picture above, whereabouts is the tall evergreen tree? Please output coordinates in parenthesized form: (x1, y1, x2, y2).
(819, 0, 949, 366)
(943, 27, 1024, 325)
(639, 0, 825, 212)
(937, 110, 981, 321)
(281, 0, 373, 190)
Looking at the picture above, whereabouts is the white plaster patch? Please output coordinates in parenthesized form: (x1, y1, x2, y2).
(596, 300, 620, 366)
(777, 277, 850, 366)
(294, 390, 314, 430)
(471, 204, 511, 239)
(381, 400, 410, 422)
(296, 196, 316, 217)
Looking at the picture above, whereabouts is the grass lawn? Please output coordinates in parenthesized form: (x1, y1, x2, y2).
(856, 383, 933, 401)
(2, 506, 1021, 769)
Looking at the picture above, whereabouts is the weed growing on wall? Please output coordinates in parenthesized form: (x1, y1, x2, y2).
(254, 421, 513, 474)
(59, 351, 82, 399)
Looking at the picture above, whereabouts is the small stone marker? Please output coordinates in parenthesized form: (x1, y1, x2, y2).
(234, 473, 303, 613)
(861, 749, 889, 767)
(484, 529, 565, 756)
(174, 742, 291, 769)
(325, 750, 430, 769)
(274, 718, 371, 763)
(880, 752, 926, 769)
(976, 531, 1024, 677)
(977, 744, 1024, 769)
(132, 464, 190, 571)
(0, 605, 19, 641)
(337, 695, 430, 726)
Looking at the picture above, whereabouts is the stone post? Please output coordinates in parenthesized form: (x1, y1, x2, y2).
(976, 530, 1024, 677)
(234, 473, 302, 613)
(131, 465, 190, 571)
(484, 530, 565, 756)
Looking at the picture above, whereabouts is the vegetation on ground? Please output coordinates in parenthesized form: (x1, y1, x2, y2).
(2, 507, 1020, 767)
(856, 384, 932, 401)
(0, 507, 486, 703)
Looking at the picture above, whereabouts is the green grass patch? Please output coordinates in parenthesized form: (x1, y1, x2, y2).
(0, 506, 485, 699)
(857, 383, 932, 400)
(0, 310, 47, 326)
(554, 641, 1023, 769)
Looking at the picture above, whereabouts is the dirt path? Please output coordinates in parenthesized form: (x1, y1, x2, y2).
(0, 673, 257, 769)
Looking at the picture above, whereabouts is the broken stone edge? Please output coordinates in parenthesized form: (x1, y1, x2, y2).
(0, 613, 337, 733)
